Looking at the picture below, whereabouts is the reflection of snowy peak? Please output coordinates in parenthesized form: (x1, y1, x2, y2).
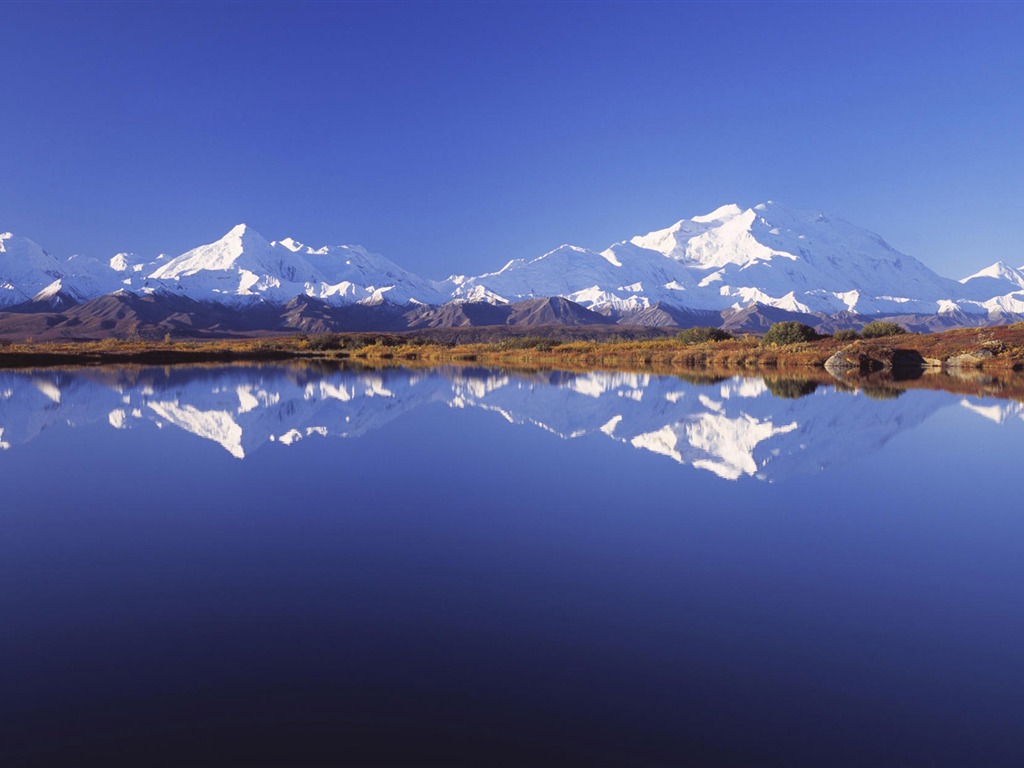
(0, 367, 450, 458)
(0, 365, 992, 482)
(115, 368, 450, 457)
(629, 412, 800, 480)
(449, 371, 949, 481)
(959, 398, 1024, 425)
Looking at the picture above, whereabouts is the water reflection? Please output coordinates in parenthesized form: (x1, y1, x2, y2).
(1, 364, 1021, 481)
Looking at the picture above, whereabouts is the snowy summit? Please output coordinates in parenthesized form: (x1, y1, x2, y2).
(1, 203, 1022, 327)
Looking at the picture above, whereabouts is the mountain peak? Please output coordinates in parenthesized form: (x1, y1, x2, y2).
(276, 237, 304, 252)
(0, 231, 47, 254)
(110, 253, 132, 272)
(221, 223, 268, 244)
(629, 204, 747, 261)
(202, 223, 272, 253)
(961, 261, 1024, 288)
(148, 223, 273, 282)
(692, 203, 744, 223)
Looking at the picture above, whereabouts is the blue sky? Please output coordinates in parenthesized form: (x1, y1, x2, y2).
(2, 1, 1021, 278)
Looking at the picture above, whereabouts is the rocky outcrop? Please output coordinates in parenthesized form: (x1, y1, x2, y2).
(824, 348, 876, 375)
(945, 349, 995, 369)
(826, 342, 944, 377)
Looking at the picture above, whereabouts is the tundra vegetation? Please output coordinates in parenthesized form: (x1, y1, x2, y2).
(761, 322, 822, 346)
(860, 320, 908, 338)
(675, 326, 733, 344)
(0, 324, 1023, 390)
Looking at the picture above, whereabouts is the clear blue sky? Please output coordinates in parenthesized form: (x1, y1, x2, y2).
(2, 1, 1021, 278)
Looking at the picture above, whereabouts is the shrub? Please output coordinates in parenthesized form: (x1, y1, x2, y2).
(306, 333, 345, 351)
(833, 329, 860, 341)
(762, 321, 821, 346)
(317, 334, 404, 351)
(861, 320, 907, 338)
(495, 336, 558, 351)
(675, 326, 733, 344)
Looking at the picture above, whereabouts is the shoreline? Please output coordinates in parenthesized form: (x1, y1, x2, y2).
(2, 324, 1021, 372)
(0, 325, 1022, 402)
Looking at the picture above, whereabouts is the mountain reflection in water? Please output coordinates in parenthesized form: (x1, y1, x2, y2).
(2, 364, 1021, 481)
(4, 362, 1024, 768)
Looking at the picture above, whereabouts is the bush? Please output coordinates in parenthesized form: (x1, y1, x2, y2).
(299, 333, 412, 352)
(495, 336, 558, 351)
(833, 329, 860, 341)
(675, 326, 733, 344)
(306, 333, 345, 351)
(860, 321, 907, 338)
(762, 321, 821, 346)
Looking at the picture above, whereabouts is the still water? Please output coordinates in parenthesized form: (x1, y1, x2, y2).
(1, 364, 1022, 766)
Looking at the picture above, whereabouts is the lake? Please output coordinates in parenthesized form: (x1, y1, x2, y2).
(1, 363, 1023, 766)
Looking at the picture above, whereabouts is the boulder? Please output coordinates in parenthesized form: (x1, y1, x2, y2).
(824, 346, 889, 375)
(945, 349, 995, 369)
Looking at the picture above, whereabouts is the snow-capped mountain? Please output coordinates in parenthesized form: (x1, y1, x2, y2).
(1, 203, 1023, 330)
(0, 232, 65, 307)
(958, 261, 1024, 314)
(0, 224, 445, 312)
(446, 202, 990, 316)
(146, 224, 445, 306)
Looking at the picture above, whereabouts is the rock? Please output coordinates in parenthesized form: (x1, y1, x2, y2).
(825, 347, 889, 375)
(945, 349, 995, 369)
(824, 351, 859, 373)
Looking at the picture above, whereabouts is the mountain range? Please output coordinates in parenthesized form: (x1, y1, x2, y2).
(2, 202, 1022, 338)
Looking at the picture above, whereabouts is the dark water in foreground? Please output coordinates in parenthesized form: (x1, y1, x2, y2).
(1, 364, 1023, 766)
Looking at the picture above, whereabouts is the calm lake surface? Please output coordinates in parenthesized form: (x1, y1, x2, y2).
(2, 364, 1023, 766)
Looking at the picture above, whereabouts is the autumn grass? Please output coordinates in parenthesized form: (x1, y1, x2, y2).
(349, 329, 1024, 373)
(3, 328, 1024, 403)
(349, 336, 843, 371)
(2, 325, 1023, 376)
